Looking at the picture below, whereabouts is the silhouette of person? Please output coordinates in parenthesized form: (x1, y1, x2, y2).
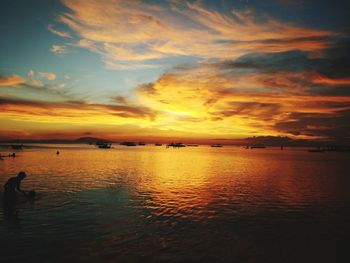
(3, 171, 27, 204)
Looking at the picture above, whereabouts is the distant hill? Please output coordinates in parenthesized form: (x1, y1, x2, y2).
(0, 136, 110, 144)
(74, 137, 109, 143)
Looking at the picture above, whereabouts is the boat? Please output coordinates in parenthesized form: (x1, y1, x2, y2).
(166, 142, 186, 148)
(97, 143, 112, 149)
(155, 143, 162, 146)
(187, 144, 199, 147)
(138, 142, 146, 146)
(120, 141, 137, 146)
(211, 144, 222, 147)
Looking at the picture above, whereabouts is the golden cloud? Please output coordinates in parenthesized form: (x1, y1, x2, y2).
(39, 72, 56, 81)
(0, 74, 25, 87)
(0, 97, 157, 125)
(58, 0, 335, 69)
(136, 62, 350, 139)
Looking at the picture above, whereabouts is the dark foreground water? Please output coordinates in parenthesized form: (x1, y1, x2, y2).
(1, 145, 350, 262)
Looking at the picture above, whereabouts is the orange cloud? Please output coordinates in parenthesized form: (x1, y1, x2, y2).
(0, 75, 25, 87)
(311, 72, 350, 86)
(136, 62, 350, 139)
(57, 0, 335, 69)
(0, 97, 157, 125)
(39, 72, 56, 81)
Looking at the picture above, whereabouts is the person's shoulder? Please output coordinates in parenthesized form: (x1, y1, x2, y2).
(8, 176, 17, 180)
(7, 177, 18, 183)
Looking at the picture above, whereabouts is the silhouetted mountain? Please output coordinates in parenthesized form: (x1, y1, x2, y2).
(0, 136, 110, 144)
(244, 136, 293, 146)
(75, 137, 109, 143)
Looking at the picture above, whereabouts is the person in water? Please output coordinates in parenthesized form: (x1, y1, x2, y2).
(3, 171, 27, 204)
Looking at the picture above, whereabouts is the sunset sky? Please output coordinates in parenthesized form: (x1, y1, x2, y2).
(1, 0, 350, 143)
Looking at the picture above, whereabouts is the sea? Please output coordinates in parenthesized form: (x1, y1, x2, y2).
(1, 144, 349, 262)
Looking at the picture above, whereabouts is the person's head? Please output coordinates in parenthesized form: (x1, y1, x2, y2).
(17, 171, 26, 180)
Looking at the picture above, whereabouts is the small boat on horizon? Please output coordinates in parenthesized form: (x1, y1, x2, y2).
(211, 144, 223, 147)
(155, 143, 162, 146)
(167, 142, 186, 148)
(97, 142, 112, 149)
(120, 141, 137, 146)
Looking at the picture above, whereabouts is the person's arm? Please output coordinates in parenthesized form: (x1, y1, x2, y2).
(16, 181, 26, 195)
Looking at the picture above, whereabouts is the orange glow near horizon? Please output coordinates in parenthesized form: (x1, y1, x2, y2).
(1, 0, 349, 143)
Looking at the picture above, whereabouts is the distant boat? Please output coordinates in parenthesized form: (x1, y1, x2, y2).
(250, 145, 266, 149)
(97, 143, 112, 149)
(211, 144, 223, 147)
(138, 142, 146, 146)
(187, 144, 199, 147)
(167, 142, 186, 148)
(155, 143, 162, 146)
(120, 141, 137, 146)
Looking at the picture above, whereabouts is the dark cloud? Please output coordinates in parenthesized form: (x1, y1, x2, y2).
(219, 50, 323, 73)
(308, 86, 350, 96)
(212, 102, 281, 120)
(275, 110, 350, 141)
(317, 38, 350, 78)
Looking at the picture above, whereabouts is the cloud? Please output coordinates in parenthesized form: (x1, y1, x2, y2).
(26, 70, 44, 88)
(0, 71, 69, 100)
(39, 72, 56, 81)
(47, 24, 72, 38)
(0, 74, 25, 87)
(135, 50, 350, 139)
(0, 96, 158, 124)
(50, 44, 68, 55)
(274, 110, 350, 141)
(56, 0, 335, 70)
(0, 71, 46, 88)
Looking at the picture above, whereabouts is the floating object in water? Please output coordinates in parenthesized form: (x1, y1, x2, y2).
(167, 142, 186, 148)
(97, 143, 112, 148)
(120, 141, 137, 146)
(211, 144, 223, 147)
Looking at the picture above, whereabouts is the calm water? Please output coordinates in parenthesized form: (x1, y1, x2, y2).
(1, 145, 350, 262)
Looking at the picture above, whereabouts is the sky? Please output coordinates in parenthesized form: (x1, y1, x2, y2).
(0, 0, 350, 143)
